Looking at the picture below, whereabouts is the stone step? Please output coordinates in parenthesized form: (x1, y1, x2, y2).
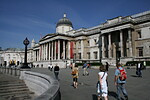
(0, 80, 25, 85)
(0, 80, 24, 84)
(0, 85, 27, 90)
(0, 88, 30, 93)
(2, 92, 34, 100)
(0, 83, 26, 88)
(0, 91, 34, 97)
(0, 73, 35, 100)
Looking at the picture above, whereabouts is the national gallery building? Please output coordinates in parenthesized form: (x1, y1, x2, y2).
(30, 11, 150, 68)
(0, 11, 150, 68)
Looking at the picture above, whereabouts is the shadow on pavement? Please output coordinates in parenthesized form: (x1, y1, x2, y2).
(92, 94, 98, 100)
(108, 91, 118, 99)
(130, 75, 139, 77)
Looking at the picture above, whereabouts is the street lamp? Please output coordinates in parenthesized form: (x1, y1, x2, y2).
(21, 37, 30, 69)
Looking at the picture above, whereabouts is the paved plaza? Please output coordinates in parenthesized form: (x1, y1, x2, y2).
(31, 67, 150, 100)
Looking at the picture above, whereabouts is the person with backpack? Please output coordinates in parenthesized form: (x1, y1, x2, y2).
(71, 63, 79, 88)
(114, 63, 128, 100)
(97, 65, 108, 100)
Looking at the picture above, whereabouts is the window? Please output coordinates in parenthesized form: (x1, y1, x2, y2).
(74, 53, 76, 59)
(87, 52, 90, 59)
(138, 31, 142, 38)
(87, 40, 90, 46)
(138, 47, 143, 57)
(74, 42, 76, 47)
(94, 39, 97, 45)
(78, 41, 81, 47)
(78, 53, 81, 59)
(94, 52, 98, 59)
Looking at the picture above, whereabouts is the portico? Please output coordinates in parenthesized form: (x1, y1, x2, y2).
(100, 23, 134, 64)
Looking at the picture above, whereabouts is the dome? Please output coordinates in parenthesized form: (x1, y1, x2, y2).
(56, 14, 73, 27)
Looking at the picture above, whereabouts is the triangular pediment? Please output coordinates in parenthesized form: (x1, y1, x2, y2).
(39, 33, 74, 43)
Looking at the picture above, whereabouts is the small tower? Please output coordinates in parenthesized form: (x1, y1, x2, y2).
(31, 39, 35, 48)
(56, 13, 73, 34)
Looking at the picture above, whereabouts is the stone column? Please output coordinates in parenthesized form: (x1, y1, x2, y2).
(128, 29, 133, 57)
(108, 33, 112, 58)
(45, 43, 46, 60)
(68, 41, 70, 59)
(40, 45, 42, 60)
(55, 41, 57, 60)
(58, 40, 60, 60)
(63, 40, 66, 59)
(35, 50, 37, 61)
(49, 42, 51, 60)
(43, 44, 45, 60)
(37, 50, 39, 61)
(120, 30, 124, 57)
(33, 50, 35, 61)
(52, 41, 54, 60)
(45, 43, 47, 61)
(81, 40, 84, 59)
(102, 35, 105, 58)
(42, 44, 44, 60)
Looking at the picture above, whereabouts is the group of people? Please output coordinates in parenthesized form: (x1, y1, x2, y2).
(70, 62, 128, 100)
(48, 61, 148, 100)
(51, 62, 128, 100)
(48, 64, 60, 80)
(97, 63, 128, 100)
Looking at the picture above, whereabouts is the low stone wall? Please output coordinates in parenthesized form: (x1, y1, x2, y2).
(20, 70, 60, 100)
(33, 60, 66, 68)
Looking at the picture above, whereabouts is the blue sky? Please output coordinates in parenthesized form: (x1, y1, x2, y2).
(0, 0, 150, 49)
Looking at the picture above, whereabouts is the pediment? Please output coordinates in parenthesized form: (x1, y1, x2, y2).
(39, 33, 73, 44)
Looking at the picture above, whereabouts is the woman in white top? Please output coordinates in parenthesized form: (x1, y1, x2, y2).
(97, 65, 108, 100)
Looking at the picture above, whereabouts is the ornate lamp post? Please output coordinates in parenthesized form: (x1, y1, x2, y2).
(21, 37, 30, 68)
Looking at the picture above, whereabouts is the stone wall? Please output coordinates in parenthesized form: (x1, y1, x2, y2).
(19, 70, 60, 100)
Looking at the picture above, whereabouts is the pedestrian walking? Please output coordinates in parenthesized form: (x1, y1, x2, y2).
(114, 64, 128, 100)
(97, 65, 108, 100)
(48, 64, 53, 71)
(82, 62, 89, 76)
(50, 64, 53, 71)
(143, 61, 146, 69)
(136, 62, 142, 77)
(105, 62, 109, 71)
(70, 63, 73, 69)
(71, 63, 79, 88)
(54, 64, 60, 80)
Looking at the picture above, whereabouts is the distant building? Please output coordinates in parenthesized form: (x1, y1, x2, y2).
(0, 48, 24, 66)
(30, 11, 150, 68)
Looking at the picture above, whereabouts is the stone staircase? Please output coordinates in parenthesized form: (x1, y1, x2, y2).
(0, 73, 35, 100)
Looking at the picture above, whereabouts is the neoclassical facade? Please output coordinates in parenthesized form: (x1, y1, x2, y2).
(0, 11, 150, 68)
(31, 14, 100, 68)
(31, 11, 150, 68)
